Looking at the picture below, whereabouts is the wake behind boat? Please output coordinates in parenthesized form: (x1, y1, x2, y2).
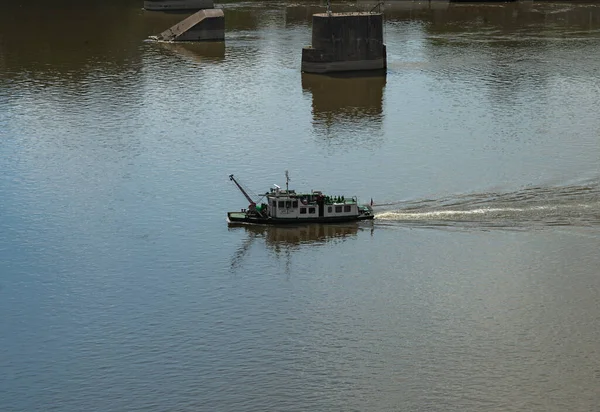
(227, 172, 374, 225)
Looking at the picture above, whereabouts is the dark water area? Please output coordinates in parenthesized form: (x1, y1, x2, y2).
(2, 1, 600, 411)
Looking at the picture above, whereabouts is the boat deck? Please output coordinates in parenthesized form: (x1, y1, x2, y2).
(228, 212, 247, 221)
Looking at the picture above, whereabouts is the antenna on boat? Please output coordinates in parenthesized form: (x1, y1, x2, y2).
(285, 170, 290, 193)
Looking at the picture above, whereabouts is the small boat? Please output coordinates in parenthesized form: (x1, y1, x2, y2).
(227, 172, 374, 225)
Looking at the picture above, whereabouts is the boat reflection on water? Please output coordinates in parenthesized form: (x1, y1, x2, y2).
(229, 223, 369, 270)
(232, 223, 361, 246)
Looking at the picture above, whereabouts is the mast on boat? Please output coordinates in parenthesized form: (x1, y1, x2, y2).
(285, 170, 290, 193)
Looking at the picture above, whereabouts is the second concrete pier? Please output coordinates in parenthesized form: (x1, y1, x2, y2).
(301, 12, 387, 74)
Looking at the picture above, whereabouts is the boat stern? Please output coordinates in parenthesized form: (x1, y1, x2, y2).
(358, 204, 375, 220)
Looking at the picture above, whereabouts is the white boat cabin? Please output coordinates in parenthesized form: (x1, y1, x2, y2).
(262, 188, 359, 219)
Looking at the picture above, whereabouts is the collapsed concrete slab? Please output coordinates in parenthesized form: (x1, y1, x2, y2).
(151, 9, 224, 42)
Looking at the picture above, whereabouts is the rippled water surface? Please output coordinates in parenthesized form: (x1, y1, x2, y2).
(2, 1, 600, 411)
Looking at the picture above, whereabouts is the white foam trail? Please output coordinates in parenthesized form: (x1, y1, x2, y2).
(374, 204, 579, 221)
(377, 207, 527, 220)
(373, 183, 600, 227)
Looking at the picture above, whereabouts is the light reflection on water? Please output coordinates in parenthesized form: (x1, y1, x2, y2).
(2, 1, 600, 411)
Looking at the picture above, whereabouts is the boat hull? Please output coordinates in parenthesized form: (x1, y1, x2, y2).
(227, 211, 374, 225)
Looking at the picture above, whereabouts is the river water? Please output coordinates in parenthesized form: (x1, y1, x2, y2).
(1, 1, 600, 410)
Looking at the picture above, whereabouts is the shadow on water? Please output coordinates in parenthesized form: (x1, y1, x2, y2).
(374, 181, 600, 230)
(157, 41, 226, 62)
(301, 72, 386, 144)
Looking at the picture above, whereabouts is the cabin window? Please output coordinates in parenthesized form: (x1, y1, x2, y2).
(309, 208, 316, 214)
(278, 201, 284, 208)
(285, 201, 291, 208)
(300, 208, 307, 214)
(292, 201, 298, 208)
(335, 206, 342, 213)
(344, 205, 351, 212)
(272, 200, 277, 207)
(328, 206, 332, 213)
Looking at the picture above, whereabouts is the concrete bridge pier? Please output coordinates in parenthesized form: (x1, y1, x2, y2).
(301, 12, 387, 74)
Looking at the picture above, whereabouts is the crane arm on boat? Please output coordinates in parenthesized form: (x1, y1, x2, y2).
(229, 174, 256, 207)
(229, 174, 269, 218)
